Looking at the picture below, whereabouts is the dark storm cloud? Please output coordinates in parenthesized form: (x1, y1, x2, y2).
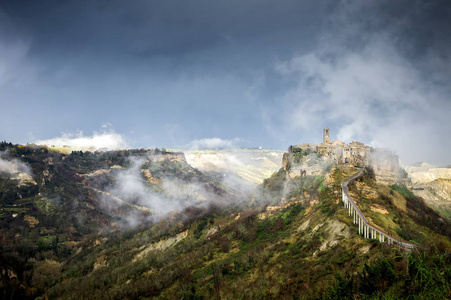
(0, 0, 330, 147)
(0, 0, 450, 165)
(1, 0, 327, 65)
(273, 0, 451, 165)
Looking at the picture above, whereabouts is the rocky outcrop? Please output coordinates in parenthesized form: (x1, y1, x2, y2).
(404, 163, 451, 184)
(184, 149, 284, 185)
(150, 151, 186, 163)
(405, 163, 451, 219)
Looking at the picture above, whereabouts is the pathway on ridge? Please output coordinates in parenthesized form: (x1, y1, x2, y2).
(341, 170, 419, 250)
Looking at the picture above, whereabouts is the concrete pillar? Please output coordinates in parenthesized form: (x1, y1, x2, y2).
(363, 222, 365, 237)
(362, 222, 365, 237)
(358, 218, 361, 235)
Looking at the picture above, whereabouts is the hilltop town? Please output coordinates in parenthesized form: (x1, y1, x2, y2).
(282, 128, 400, 182)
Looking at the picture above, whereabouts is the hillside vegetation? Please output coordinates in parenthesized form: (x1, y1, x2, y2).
(0, 142, 450, 299)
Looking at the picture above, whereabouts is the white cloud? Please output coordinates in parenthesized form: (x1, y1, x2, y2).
(101, 155, 225, 227)
(35, 129, 128, 151)
(0, 151, 32, 176)
(187, 137, 244, 150)
(274, 4, 451, 165)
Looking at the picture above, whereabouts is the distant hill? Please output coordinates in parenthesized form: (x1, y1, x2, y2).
(184, 149, 284, 188)
(403, 162, 451, 219)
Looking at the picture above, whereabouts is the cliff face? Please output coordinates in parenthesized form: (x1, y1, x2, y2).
(410, 179, 451, 219)
(404, 163, 451, 219)
(184, 149, 284, 186)
(151, 151, 186, 163)
(282, 145, 400, 183)
(404, 163, 451, 184)
(368, 150, 400, 184)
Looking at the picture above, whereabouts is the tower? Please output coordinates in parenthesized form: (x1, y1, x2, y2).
(323, 128, 330, 144)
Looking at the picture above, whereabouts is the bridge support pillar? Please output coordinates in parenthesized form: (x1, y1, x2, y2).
(358, 218, 361, 235)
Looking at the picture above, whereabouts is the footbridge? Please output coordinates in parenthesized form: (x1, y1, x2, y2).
(341, 170, 419, 249)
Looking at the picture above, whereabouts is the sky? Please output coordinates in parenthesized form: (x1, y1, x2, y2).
(1, 0, 450, 165)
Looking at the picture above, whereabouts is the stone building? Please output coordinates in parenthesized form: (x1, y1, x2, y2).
(300, 128, 371, 166)
(282, 128, 399, 182)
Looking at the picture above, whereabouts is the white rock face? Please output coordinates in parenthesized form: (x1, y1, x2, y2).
(184, 149, 284, 185)
(403, 163, 451, 184)
(404, 162, 451, 219)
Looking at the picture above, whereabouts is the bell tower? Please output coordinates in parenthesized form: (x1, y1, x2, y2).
(323, 128, 330, 144)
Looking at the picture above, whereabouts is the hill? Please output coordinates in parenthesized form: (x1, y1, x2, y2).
(0, 142, 450, 299)
(403, 163, 451, 219)
(183, 149, 284, 189)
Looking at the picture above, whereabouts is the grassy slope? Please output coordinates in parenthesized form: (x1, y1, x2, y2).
(0, 144, 226, 299)
(1, 143, 450, 299)
(43, 166, 451, 299)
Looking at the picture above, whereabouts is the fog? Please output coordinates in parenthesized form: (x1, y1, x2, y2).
(0, 150, 32, 176)
(273, 1, 451, 165)
(99, 154, 234, 227)
(35, 127, 128, 151)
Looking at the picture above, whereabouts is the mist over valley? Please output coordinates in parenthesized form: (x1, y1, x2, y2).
(1, 0, 451, 298)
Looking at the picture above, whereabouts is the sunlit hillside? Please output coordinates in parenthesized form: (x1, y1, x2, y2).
(184, 149, 284, 186)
